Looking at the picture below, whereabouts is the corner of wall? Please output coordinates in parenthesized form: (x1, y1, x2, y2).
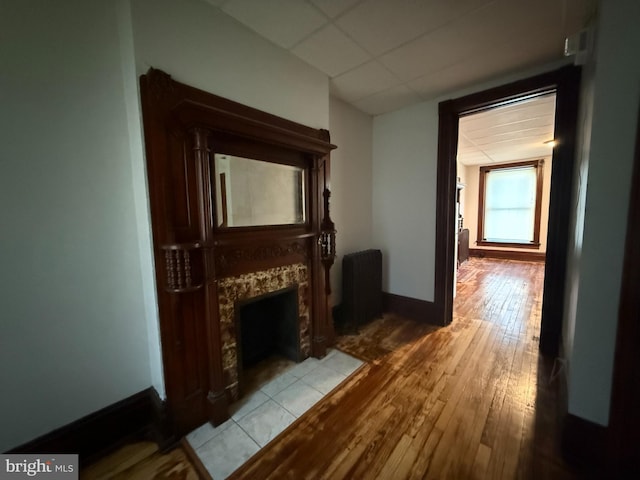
(117, 0, 165, 398)
(328, 97, 374, 306)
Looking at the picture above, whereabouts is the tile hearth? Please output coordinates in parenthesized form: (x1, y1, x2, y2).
(186, 349, 364, 479)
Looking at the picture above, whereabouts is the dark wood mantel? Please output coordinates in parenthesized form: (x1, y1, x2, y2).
(139, 68, 337, 436)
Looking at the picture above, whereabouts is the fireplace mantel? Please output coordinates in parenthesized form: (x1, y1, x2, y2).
(140, 68, 337, 435)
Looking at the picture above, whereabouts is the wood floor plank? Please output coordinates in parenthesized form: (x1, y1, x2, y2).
(471, 443, 492, 480)
(80, 443, 156, 479)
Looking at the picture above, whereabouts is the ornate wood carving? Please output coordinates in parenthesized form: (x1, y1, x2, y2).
(146, 67, 175, 99)
(320, 187, 337, 293)
(191, 127, 229, 426)
(161, 243, 203, 293)
(214, 239, 309, 276)
(140, 68, 336, 436)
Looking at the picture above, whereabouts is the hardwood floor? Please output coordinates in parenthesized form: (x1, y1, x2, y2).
(225, 257, 578, 479)
(80, 442, 199, 480)
(84, 258, 577, 479)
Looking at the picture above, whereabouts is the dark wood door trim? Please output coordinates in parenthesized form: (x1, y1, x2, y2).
(436, 65, 581, 357)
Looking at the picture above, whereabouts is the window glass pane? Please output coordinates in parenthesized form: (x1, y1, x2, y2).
(484, 166, 536, 242)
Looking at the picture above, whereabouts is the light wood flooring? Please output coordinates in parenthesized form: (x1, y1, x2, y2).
(227, 257, 577, 479)
(84, 257, 577, 479)
(80, 441, 199, 479)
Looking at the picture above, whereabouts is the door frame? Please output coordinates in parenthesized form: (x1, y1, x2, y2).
(435, 65, 581, 355)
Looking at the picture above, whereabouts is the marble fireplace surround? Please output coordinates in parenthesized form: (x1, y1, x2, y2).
(217, 263, 311, 401)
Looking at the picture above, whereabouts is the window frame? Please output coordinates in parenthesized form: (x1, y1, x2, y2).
(477, 159, 544, 249)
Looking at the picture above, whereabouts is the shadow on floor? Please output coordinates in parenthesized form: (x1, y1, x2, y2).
(334, 313, 441, 363)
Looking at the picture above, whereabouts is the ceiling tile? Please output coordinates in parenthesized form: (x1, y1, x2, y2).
(407, 32, 565, 101)
(379, 0, 523, 82)
(564, 0, 593, 33)
(330, 61, 398, 102)
(222, 0, 328, 49)
(309, 0, 362, 19)
(457, 134, 475, 149)
(464, 117, 555, 139)
(471, 127, 553, 147)
(336, 0, 491, 56)
(352, 85, 422, 116)
(292, 24, 370, 77)
(214, 0, 590, 116)
(457, 94, 557, 165)
(458, 150, 493, 165)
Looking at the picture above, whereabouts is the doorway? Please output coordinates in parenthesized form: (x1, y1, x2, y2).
(435, 65, 581, 356)
(456, 93, 555, 269)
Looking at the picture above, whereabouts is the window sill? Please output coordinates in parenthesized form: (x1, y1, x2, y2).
(477, 240, 541, 250)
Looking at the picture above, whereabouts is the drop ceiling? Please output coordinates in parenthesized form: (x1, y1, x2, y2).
(457, 93, 556, 165)
(203, 0, 590, 116)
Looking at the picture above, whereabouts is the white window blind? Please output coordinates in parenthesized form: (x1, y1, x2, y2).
(484, 166, 536, 243)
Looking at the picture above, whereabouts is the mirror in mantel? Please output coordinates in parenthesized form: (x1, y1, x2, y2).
(214, 154, 306, 228)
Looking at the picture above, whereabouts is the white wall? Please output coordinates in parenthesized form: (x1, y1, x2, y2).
(372, 102, 439, 301)
(0, 0, 333, 452)
(329, 97, 374, 305)
(463, 156, 553, 253)
(456, 160, 468, 221)
(130, 0, 329, 129)
(567, 0, 640, 426)
(372, 59, 572, 302)
(116, 0, 165, 403)
(562, 30, 596, 399)
(0, 0, 154, 451)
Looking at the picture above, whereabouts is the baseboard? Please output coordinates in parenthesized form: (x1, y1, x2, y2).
(553, 350, 608, 470)
(383, 292, 438, 324)
(149, 387, 177, 452)
(562, 413, 608, 469)
(469, 248, 546, 262)
(5, 387, 175, 466)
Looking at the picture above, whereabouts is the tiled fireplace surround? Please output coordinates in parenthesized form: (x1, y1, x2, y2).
(217, 263, 311, 401)
(190, 262, 364, 479)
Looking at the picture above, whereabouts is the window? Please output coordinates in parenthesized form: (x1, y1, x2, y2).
(477, 160, 543, 248)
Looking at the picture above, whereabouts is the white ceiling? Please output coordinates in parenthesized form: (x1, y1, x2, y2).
(203, 0, 590, 116)
(457, 92, 556, 165)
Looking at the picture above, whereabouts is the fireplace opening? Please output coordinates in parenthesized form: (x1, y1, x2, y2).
(237, 286, 300, 371)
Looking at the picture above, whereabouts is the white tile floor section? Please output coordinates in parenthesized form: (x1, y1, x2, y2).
(186, 349, 364, 480)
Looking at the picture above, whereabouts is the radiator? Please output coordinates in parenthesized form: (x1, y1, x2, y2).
(341, 249, 383, 330)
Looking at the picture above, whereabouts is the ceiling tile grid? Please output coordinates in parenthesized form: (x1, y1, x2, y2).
(309, 0, 362, 19)
(221, 0, 328, 49)
(457, 93, 557, 166)
(292, 24, 370, 77)
(207, 0, 591, 115)
(330, 60, 399, 103)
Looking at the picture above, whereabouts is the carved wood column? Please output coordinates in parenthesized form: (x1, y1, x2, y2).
(311, 146, 337, 356)
(319, 154, 336, 346)
(192, 127, 229, 425)
(310, 156, 326, 357)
